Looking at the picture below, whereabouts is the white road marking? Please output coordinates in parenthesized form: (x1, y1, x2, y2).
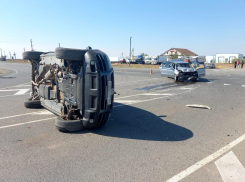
(0, 111, 53, 120)
(0, 117, 56, 129)
(0, 82, 31, 90)
(215, 151, 245, 182)
(142, 93, 173, 96)
(14, 89, 30, 95)
(116, 78, 159, 85)
(114, 87, 198, 108)
(179, 87, 193, 90)
(33, 110, 53, 115)
(224, 84, 231, 86)
(166, 133, 245, 182)
(12, 84, 31, 87)
(115, 100, 141, 104)
(0, 86, 198, 130)
(115, 85, 189, 99)
(1, 68, 18, 77)
(0, 89, 30, 95)
(0, 93, 30, 98)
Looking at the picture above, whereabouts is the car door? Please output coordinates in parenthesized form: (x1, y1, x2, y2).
(160, 62, 171, 76)
(196, 62, 206, 77)
(168, 63, 175, 78)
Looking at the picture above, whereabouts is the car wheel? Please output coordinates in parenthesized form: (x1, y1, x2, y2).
(55, 47, 86, 61)
(24, 98, 42, 108)
(55, 116, 84, 132)
(22, 51, 44, 60)
(174, 75, 178, 82)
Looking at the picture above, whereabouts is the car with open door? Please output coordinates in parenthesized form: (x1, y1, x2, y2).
(159, 59, 205, 82)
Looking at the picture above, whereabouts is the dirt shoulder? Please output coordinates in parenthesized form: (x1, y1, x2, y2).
(4, 59, 30, 64)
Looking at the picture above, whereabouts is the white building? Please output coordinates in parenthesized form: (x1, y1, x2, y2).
(109, 57, 119, 63)
(205, 55, 216, 63)
(215, 54, 243, 63)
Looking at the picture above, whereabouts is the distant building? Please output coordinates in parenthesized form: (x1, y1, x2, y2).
(161, 48, 198, 59)
(215, 53, 243, 63)
(205, 55, 216, 63)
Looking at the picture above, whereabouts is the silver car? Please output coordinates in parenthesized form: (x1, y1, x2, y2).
(159, 60, 205, 82)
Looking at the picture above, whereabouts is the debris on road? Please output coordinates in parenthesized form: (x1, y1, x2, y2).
(186, 104, 211, 110)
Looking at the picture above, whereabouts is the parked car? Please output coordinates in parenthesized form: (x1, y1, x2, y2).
(159, 60, 205, 82)
(119, 58, 126, 64)
(205, 63, 215, 69)
(23, 47, 114, 132)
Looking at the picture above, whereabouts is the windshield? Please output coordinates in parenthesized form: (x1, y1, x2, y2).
(152, 58, 157, 60)
(145, 58, 151, 60)
(176, 63, 191, 68)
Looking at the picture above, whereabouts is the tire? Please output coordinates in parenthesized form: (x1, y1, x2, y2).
(174, 75, 178, 82)
(24, 98, 42, 108)
(55, 47, 86, 61)
(96, 113, 110, 128)
(55, 116, 84, 132)
(22, 51, 44, 60)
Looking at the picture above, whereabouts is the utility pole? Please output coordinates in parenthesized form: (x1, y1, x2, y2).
(0, 48, 2, 57)
(23, 48, 25, 52)
(4, 50, 5, 56)
(30, 39, 33, 51)
(9, 52, 11, 59)
(59, 43, 60, 47)
(131, 48, 134, 61)
(129, 37, 132, 58)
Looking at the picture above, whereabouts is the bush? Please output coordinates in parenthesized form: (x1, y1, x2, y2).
(231, 58, 237, 64)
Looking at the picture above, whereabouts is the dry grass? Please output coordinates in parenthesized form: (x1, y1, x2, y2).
(4, 59, 30, 64)
(215, 63, 235, 69)
(111, 63, 160, 69)
(2, 60, 238, 69)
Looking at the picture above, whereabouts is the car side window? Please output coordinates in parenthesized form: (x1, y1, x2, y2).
(172, 63, 175, 69)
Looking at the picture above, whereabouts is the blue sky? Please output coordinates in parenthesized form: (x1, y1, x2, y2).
(0, 0, 245, 58)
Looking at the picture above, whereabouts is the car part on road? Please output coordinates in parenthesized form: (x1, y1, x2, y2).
(186, 104, 211, 110)
(24, 98, 43, 108)
(23, 47, 114, 132)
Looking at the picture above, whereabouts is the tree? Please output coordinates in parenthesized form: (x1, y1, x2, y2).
(231, 57, 237, 64)
(140, 53, 148, 58)
(172, 51, 179, 59)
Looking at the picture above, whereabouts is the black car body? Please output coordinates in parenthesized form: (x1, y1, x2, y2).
(23, 47, 114, 132)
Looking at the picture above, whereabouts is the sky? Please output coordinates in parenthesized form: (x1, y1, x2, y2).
(0, 0, 245, 58)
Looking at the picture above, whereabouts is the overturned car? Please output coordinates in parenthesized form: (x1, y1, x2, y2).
(23, 47, 114, 132)
(159, 60, 205, 82)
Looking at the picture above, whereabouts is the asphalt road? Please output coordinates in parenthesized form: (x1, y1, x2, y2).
(0, 62, 245, 182)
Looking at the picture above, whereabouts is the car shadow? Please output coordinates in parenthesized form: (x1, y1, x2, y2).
(75, 104, 193, 142)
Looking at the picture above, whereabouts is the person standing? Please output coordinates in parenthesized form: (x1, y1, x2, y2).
(236, 60, 240, 68)
(234, 60, 236, 68)
(241, 60, 244, 68)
